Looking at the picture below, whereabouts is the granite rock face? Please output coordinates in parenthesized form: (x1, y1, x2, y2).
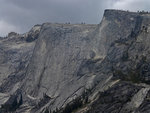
(1, 9, 150, 113)
(0, 25, 41, 112)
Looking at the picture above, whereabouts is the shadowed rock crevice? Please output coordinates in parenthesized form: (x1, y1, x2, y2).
(0, 90, 23, 113)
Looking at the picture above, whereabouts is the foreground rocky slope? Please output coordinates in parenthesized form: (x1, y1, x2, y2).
(1, 9, 150, 113)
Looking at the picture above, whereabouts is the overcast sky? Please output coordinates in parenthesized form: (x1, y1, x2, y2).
(0, 0, 150, 36)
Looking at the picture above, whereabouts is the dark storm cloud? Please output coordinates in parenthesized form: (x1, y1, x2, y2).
(0, 0, 150, 36)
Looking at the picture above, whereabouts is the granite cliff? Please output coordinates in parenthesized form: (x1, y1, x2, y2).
(0, 9, 150, 113)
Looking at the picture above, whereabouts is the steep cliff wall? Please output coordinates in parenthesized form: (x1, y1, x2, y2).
(20, 9, 150, 113)
(1, 9, 150, 113)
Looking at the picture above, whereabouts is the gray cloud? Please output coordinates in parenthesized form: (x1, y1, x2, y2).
(0, 0, 150, 36)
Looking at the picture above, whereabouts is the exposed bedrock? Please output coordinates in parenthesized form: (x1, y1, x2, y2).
(1, 9, 150, 113)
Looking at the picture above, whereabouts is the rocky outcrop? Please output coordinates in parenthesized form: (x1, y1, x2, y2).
(0, 25, 41, 112)
(1, 9, 150, 113)
(25, 25, 41, 42)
